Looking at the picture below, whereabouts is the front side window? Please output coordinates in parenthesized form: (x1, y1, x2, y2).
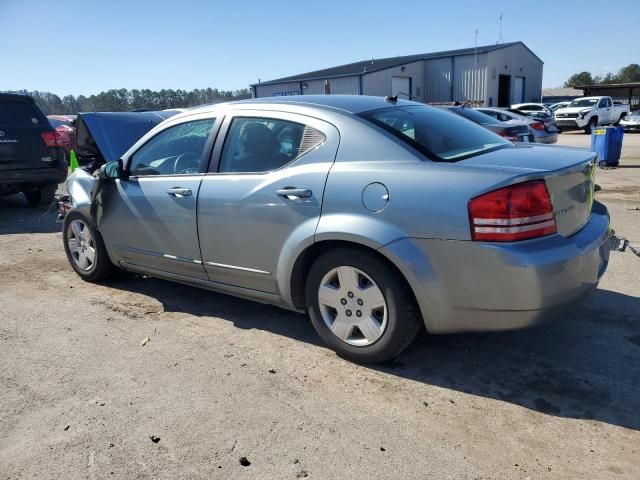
(360, 106, 511, 162)
(129, 118, 215, 176)
(218, 117, 325, 173)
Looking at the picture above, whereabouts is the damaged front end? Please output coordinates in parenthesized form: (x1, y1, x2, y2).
(57, 168, 96, 222)
(57, 109, 180, 222)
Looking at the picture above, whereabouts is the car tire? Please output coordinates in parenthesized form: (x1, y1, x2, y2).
(305, 248, 421, 364)
(584, 117, 597, 134)
(63, 211, 116, 282)
(24, 184, 57, 206)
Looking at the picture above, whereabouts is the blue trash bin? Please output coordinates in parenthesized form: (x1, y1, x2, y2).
(591, 125, 624, 167)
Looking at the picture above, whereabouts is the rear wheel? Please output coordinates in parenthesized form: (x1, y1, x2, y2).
(23, 184, 57, 206)
(305, 248, 421, 364)
(63, 211, 116, 282)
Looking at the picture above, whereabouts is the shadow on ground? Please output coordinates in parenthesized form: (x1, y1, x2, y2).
(0, 193, 60, 234)
(105, 274, 640, 431)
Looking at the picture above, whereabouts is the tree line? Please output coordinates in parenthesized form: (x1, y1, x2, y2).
(10, 87, 252, 115)
(564, 64, 640, 87)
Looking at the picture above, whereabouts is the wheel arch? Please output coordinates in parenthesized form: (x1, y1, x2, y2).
(288, 239, 422, 322)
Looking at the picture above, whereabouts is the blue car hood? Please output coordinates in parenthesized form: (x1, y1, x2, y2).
(75, 110, 180, 162)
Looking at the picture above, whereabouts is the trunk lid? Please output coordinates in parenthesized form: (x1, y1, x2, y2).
(459, 145, 597, 237)
(0, 95, 60, 172)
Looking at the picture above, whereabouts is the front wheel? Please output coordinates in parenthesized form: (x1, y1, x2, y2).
(305, 248, 421, 363)
(584, 117, 597, 134)
(63, 211, 116, 282)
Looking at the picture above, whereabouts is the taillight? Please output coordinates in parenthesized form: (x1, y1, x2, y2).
(497, 130, 518, 141)
(468, 180, 557, 242)
(530, 122, 545, 131)
(41, 131, 63, 147)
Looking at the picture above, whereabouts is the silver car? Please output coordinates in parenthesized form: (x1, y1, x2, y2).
(61, 96, 611, 363)
(477, 107, 558, 144)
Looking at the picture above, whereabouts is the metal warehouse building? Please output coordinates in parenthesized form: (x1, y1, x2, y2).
(251, 41, 542, 107)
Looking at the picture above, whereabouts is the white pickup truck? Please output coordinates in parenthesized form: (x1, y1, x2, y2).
(554, 96, 630, 133)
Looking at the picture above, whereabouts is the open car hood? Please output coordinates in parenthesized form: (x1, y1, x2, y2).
(75, 110, 180, 163)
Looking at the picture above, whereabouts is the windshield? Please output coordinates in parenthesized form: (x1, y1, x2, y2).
(359, 106, 511, 162)
(569, 99, 598, 108)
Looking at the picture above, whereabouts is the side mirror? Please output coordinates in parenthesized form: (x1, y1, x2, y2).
(99, 159, 125, 180)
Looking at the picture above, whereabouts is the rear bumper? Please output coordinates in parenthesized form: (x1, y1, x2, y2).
(380, 202, 611, 333)
(534, 132, 558, 144)
(0, 167, 67, 188)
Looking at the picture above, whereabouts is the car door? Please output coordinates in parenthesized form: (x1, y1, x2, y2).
(197, 110, 339, 293)
(597, 98, 611, 124)
(98, 115, 221, 279)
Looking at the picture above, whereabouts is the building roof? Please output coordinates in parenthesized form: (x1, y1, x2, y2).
(575, 82, 640, 91)
(542, 87, 583, 97)
(252, 41, 541, 86)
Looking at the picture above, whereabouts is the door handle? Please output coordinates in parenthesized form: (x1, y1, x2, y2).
(276, 188, 312, 199)
(167, 187, 192, 197)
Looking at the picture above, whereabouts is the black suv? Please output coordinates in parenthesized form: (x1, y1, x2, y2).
(0, 93, 67, 205)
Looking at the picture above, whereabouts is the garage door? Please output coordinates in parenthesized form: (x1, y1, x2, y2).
(391, 77, 411, 98)
(513, 77, 524, 103)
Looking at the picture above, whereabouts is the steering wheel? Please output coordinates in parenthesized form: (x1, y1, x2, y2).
(174, 152, 200, 174)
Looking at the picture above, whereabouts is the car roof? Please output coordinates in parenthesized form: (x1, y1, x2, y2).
(186, 95, 422, 116)
(0, 92, 36, 103)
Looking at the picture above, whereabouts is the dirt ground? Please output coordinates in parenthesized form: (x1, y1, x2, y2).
(1, 133, 639, 480)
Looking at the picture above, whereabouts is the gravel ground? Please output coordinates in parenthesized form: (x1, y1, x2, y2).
(1, 133, 639, 479)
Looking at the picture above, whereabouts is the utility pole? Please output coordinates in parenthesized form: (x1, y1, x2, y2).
(497, 13, 504, 45)
(474, 29, 478, 69)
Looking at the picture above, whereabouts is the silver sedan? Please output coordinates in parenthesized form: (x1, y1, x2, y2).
(61, 96, 611, 363)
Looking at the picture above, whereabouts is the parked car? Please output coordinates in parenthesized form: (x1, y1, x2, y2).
(0, 93, 67, 205)
(511, 103, 552, 116)
(476, 107, 558, 144)
(555, 96, 631, 133)
(549, 102, 570, 112)
(620, 110, 640, 132)
(444, 106, 534, 142)
(59, 96, 610, 363)
(47, 115, 77, 151)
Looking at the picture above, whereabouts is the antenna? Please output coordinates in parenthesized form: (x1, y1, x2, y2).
(497, 13, 504, 44)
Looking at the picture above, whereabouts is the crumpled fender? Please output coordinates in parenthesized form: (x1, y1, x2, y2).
(66, 169, 96, 209)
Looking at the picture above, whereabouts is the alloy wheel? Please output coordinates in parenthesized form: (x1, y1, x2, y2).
(67, 219, 96, 271)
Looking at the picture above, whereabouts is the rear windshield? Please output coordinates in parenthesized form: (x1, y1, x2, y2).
(447, 107, 497, 125)
(359, 106, 510, 162)
(0, 98, 43, 126)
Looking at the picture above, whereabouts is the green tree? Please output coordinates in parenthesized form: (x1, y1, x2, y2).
(617, 64, 640, 83)
(564, 71, 595, 87)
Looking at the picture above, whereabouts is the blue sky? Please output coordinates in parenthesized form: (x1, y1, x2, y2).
(1, 0, 638, 96)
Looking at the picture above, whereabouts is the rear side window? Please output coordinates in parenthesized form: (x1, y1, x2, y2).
(360, 106, 510, 162)
(217, 117, 325, 173)
(0, 98, 43, 126)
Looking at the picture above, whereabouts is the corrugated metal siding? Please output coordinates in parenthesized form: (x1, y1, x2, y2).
(486, 43, 543, 106)
(453, 54, 487, 103)
(425, 58, 453, 102)
(302, 76, 360, 95)
(255, 82, 301, 98)
(361, 61, 425, 101)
